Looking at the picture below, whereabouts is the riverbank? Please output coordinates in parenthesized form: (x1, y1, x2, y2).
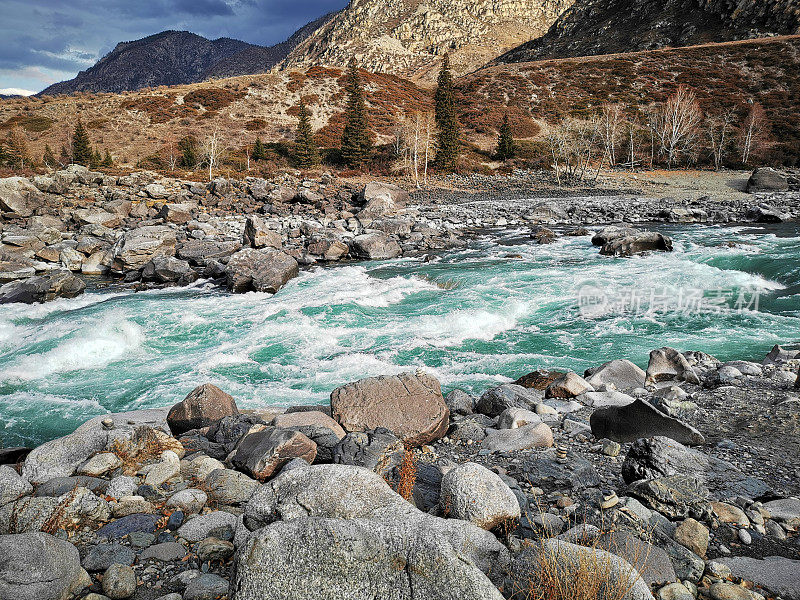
(1, 343, 799, 600)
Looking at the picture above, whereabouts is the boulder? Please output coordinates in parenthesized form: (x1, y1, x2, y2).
(112, 226, 177, 272)
(762, 497, 800, 528)
(82, 543, 136, 572)
(444, 389, 474, 415)
(159, 203, 193, 224)
(177, 239, 242, 266)
(225, 247, 299, 294)
(439, 462, 520, 530)
(545, 371, 594, 398)
(0, 465, 32, 506)
(0, 177, 43, 217)
(674, 517, 709, 557)
(141, 256, 197, 285)
(228, 427, 317, 481)
(243, 215, 282, 249)
(349, 232, 402, 259)
(646, 347, 700, 386)
(521, 450, 601, 491)
(242, 463, 509, 577)
(746, 167, 789, 193)
(0, 271, 85, 305)
(597, 531, 677, 587)
(590, 399, 705, 445)
(510, 539, 654, 600)
(204, 468, 259, 505)
(622, 436, 769, 499)
(77, 452, 122, 477)
(584, 359, 647, 390)
(627, 475, 710, 520)
(167, 383, 238, 435)
(600, 232, 673, 257)
(514, 368, 564, 390)
(717, 556, 800, 600)
(483, 422, 554, 452)
(497, 407, 541, 429)
(762, 344, 800, 365)
(747, 203, 789, 223)
(580, 390, 635, 408)
(102, 563, 136, 599)
(231, 517, 504, 600)
(330, 372, 449, 446)
(332, 428, 403, 476)
(591, 225, 642, 246)
(177, 510, 238, 543)
(475, 384, 543, 417)
(165, 488, 207, 514)
(359, 181, 408, 209)
(73, 209, 120, 229)
(0, 532, 91, 600)
(272, 410, 346, 439)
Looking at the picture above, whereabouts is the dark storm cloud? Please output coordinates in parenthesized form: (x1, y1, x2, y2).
(0, 0, 346, 93)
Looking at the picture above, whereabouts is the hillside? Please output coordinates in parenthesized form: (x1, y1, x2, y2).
(3, 36, 799, 168)
(494, 0, 800, 62)
(279, 0, 576, 82)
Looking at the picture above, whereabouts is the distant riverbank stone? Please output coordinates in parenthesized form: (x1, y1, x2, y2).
(225, 247, 299, 294)
(600, 231, 673, 257)
(243, 215, 281, 249)
(585, 359, 647, 390)
(111, 225, 177, 271)
(330, 372, 449, 446)
(511, 539, 654, 600)
(439, 462, 520, 530)
(231, 516, 504, 600)
(0, 532, 91, 600)
(646, 347, 700, 387)
(349, 232, 402, 259)
(590, 399, 705, 445)
(747, 167, 789, 193)
(545, 372, 594, 398)
(167, 384, 238, 435)
(0, 176, 43, 217)
(228, 427, 317, 481)
(476, 384, 543, 417)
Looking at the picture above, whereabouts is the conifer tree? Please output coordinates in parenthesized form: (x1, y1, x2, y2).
(71, 120, 92, 166)
(5, 128, 30, 169)
(251, 136, 267, 161)
(496, 113, 515, 161)
(293, 102, 319, 168)
(102, 150, 113, 167)
(340, 60, 372, 168)
(91, 148, 102, 168)
(434, 53, 460, 171)
(43, 144, 57, 168)
(59, 145, 71, 166)
(178, 135, 198, 168)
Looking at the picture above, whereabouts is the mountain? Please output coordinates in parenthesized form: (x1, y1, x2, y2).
(279, 0, 577, 82)
(493, 0, 800, 63)
(38, 24, 328, 96)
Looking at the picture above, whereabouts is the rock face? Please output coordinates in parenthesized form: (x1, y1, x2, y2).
(230, 517, 505, 600)
(439, 462, 520, 530)
(330, 372, 449, 446)
(112, 225, 177, 271)
(0, 532, 91, 600)
(167, 383, 239, 435)
(590, 399, 705, 445)
(747, 167, 789, 193)
(225, 247, 299, 294)
(228, 427, 317, 481)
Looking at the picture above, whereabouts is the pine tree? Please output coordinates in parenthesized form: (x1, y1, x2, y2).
(59, 145, 71, 166)
(293, 102, 319, 168)
(434, 53, 460, 171)
(91, 148, 102, 168)
(178, 135, 198, 168)
(71, 120, 92, 166)
(496, 113, 515, 161)
(5, 129, 30, 169)
(102, 150, 113, 167)
(43, 144, 57, 168)
(251, 136, 267, 161)
(340, 60, 373, 168)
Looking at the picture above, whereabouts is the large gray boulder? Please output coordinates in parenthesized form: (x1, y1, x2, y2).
(332, 428, 403, 476)
(243, 464, 509, 577)
(590, 399, 705, 445)
(0, 271, 85, 305)
(349, 232, 402, 259)
(645, 347, 700, 386)
(228, 427, 317, 481)
(747, 167, 789, 193)
(225, 248, 299, 294)
(112, 225, 177, 271)
(0, 177, 43, 217)
(622, 436, 769, 499)
(439, 462, 520, 530)
(243, 215, 281, 249)
(330, 372, 449, 446)
(230, 517, 504, 600)
(0, 532, 91, 600)
(167, 383, 238, 435)
(22, 408, 169, 484)
(584, 359, 647, 390)
(600, 231, 673, 257)
(717, 556, 800, 600)
(510, 539, 654, 600)
(0, 465, 32, 506)
(475, 384, 543, 417)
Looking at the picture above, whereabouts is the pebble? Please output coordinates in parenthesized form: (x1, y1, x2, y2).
(102, 564, 137, 599)
(737, 528, 752, 545)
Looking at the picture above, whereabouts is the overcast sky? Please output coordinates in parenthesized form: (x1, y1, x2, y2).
(0, 0, 346, 95)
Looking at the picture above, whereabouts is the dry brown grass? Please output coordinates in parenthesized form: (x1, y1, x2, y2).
(109, 426, 174, 475)
(395, 448, 417, 502)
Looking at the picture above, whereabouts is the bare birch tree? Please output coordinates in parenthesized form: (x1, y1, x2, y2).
(706, 109, 736, 171)
(659, 86, 703, 168)
(200, 130, 226, 181)
(738, 103, 767, 165)
(600, 104, 624, 167)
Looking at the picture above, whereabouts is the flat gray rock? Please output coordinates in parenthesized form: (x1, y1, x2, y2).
(718, 556, 800, 600)
(590, 399, 705, 445)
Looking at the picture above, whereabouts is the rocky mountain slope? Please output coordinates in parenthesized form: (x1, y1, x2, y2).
(279, 0, 576, 82)
(38, 24, 327, 96)
(494, 0, 800, 62)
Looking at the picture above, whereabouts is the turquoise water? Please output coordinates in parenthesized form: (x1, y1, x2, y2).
(1, 223, 799, 447)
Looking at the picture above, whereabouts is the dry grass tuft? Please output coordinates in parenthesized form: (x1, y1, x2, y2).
(109, 427, 173, 475)
(395, 448, 417, 502)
